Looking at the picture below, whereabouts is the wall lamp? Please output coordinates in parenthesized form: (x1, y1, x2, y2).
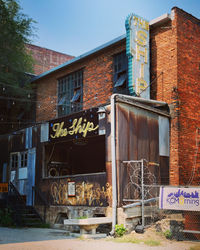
(97, 106, 110, 119)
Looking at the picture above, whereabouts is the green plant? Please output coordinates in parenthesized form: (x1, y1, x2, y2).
(115, 224, 127, 237)
(0, 208, 13, 226)
(75, 216, 88, 219)
(164, 229, 173, 239)
(108, 235, 161, 246)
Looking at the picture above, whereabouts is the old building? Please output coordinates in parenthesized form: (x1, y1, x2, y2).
(26, 43, 74, 75)
(0, 7, 199, 231)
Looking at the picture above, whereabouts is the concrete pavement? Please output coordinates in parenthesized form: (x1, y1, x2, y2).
(0, 227, 199, 250)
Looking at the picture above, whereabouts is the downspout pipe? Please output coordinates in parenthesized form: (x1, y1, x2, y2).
(110, 94, 118, 235)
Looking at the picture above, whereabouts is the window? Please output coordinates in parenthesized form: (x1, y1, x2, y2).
(57, 70, 83, 117)
(113, 51, 128, 94)
(11, 153, 18, 170)
(10, 151, 28, 169)
(21, 151, 28, 168)
(43, 136, 106, 178)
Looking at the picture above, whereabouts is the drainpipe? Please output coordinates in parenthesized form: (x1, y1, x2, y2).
(110, 94, 118, 235)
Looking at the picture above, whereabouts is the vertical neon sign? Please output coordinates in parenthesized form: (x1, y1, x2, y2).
(125, 14, 150, 99)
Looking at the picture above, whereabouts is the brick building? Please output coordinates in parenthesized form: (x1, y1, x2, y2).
(0, 6, 199, 231)
(150, 7, 200, 186)
(32, 7, 200, 187)
(26, 43, 74, 75)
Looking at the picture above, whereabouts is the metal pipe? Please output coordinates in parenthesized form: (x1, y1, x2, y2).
(115, 93, 167, 106)
(110, 94, 118, 234)
(141, 159, 144, 228)
(123, 197, 159, 209)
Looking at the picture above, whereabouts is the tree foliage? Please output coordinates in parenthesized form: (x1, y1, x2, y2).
(0, 0, 35, 90)
(0, 0, 36, 133)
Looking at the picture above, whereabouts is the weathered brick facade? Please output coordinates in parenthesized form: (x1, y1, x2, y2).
(26, 43, 74, 75)
(34, 40, 126, 122)
(151, 7, 200, 185)
(33, 7, 200, 186)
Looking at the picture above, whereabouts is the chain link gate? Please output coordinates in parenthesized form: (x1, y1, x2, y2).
(122, 159, 160, 229)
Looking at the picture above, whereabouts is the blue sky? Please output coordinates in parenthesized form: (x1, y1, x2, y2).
(19, 0, 200, 57)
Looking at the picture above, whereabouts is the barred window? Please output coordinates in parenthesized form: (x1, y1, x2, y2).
(113, 51, 128, 94)
(57, 70, 83, 117)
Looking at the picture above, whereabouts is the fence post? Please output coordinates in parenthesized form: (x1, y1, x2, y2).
(141, 159, 144, 228)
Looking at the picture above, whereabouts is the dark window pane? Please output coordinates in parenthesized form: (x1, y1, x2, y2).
(57, 70, 83, 116)
(113, 51, 128, 94)
(71, 89, 81, 103)
(114, 73, 127, 88)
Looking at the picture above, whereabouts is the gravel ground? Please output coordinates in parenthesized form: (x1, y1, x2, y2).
(0, 227, 199, 250)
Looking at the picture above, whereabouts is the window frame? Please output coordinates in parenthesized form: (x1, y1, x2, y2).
(113, 51, 128, 94)
(57, 70, 83, 117)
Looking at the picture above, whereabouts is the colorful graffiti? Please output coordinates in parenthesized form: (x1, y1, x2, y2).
(50, 180, 112, 206)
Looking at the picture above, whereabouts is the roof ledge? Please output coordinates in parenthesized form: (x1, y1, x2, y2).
(149, 13, 171, 27)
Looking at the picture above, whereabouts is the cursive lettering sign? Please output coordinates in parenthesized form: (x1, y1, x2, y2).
(50, 117, 99, 139)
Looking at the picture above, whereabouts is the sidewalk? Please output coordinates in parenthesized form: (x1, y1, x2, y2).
(0, 227, 199, 250)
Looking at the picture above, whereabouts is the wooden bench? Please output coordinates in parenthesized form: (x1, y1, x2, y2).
(64, 217, 112, 236)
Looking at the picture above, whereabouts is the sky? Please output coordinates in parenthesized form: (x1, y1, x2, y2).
(19, 0, 200, 57)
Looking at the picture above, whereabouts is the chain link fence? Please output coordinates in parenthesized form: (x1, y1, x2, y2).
(122, 159, 200, 241)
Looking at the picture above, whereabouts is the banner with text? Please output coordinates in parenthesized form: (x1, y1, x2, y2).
(159, 186, 200, 211)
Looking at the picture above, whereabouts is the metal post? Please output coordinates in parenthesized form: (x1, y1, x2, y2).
(111, 94, 117, 233)
(141, 159, 144, 228)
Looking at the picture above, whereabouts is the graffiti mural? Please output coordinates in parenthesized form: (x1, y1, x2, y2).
(50, 180, 112, 206)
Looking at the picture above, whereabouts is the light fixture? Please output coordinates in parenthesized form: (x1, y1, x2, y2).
(97, 106, 110, 119)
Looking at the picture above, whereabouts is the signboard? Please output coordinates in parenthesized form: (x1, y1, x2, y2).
(49, 108, 99, 142)
(0, 183, 8, 193)
(125, 14, 150, 99)
(68, 181, 76, 197)
(159, 186, 200, 211)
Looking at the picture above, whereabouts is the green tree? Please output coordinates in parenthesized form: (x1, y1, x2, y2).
(0, 0, 36, 134)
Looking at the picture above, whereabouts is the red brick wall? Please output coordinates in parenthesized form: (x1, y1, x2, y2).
(175, 8, 200, 185)
(150, 16, 179, 185)
(35, 41, 126, 122)
(26, 44, 74, 75)
(151, 7, 200, 185)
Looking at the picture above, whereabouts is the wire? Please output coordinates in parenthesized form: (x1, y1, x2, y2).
(187, 127, 200, 185)
(0, 79, 57, 100)
(138, 71, 163, 97)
